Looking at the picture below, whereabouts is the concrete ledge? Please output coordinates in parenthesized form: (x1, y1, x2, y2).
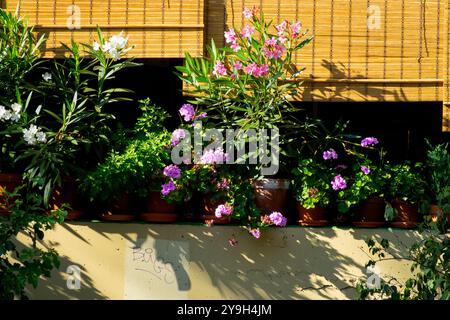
(19, 222, 423, 300)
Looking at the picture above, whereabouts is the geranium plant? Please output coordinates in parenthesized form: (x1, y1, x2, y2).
(292, 158, 334, 209)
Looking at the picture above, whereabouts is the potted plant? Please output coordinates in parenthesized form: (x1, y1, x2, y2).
(175, 7, 313, 220)
(423, 141, 450, 231)
(386, 163, 426, 229)
(80, 99, 174, 222)
(350, 163, 389, 228)
(292, 158, 333, 226)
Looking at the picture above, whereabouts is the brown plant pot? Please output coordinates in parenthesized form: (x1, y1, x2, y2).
(49, 177, 84, 220)
(139, 192, 178, 223)
(352, 197, 386, 228)
(254, 179, 290, 216)
(100, 193, 135, 222)
(296, 202, 330, 227)
(201, 194, 231, 224)
(390, 199, 420, 229)
(428, 204, 450, 225)
(0, 173, 22, 216)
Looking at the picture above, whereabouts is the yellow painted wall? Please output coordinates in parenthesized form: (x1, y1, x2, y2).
(17, 222, 423, 300)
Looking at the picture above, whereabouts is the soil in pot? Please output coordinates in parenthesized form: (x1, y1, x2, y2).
(296, 203, 330, 227)
(254, 179, 290, 216)
(139, 192, 178, 223)
(0, 173, 22, 216)
(352, 197, 386, 228)
(49, 178, 84, 220)
(202, 194, 231, 224)
(390, 199, 420, 229)
(100, 193, 135, 222)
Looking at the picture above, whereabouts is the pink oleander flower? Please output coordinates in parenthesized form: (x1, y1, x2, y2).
(263, 37, 285, 59)
(163, 164, 181, 179)
(290, 21, 302, 37)
(241, 24, 255, 39)
(171, 129, 187, 146)
(224, 28, 237, 44)
(161, 181, 176, 196)
(250, 228, 261, 239)
(276, 20, 288, 36)
(179, 103, 195, 122)
(361, 166, 371, 175)
(278, 35, 288, 43)
(243, 6, 257, 19)
(254, 64, 269, 77)
(199, 147, 228, 164)
(233, 61, 243, 70)
(323, 148, 338, 160)
(244, 62, 258, 75)
(212, 61, 227, 77)
(331, 175, 347, 191)
(230, 43, 241, 52)
(215, 204, 233, 218)
(361, 137, 379, 147)
(269, 211, 287, 227)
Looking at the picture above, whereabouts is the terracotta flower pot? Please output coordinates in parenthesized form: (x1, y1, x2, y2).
(100, 193, 135, 222)
(49, 177, 84, 220)
(352, 197, 386, 228)
(390, 199, 420, 229)
(296, 202, 330, 226)
(201, 194, 231, 224)
(428, 204, 450, 225)
(0, 173, 22, 216)
(139, 191, 178, 223)
(254, 179, 290, 216)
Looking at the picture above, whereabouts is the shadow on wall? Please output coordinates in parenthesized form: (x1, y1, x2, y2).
(47, 223, 422, 300)
(15, 233, 108, 300)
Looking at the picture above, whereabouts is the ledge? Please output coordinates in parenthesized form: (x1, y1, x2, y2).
(19, 222, 424, 300)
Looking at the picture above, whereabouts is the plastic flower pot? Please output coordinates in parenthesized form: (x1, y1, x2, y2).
(202, 194, 231, 224)
(352, 197, 386, 228)
(253, 178, 290, 216)
(100, 193, 135, 222)
(139, 191, 178, 223)
(0, 173, 22, 216)
(390, 199, 420, 229)
(49, 177, 84, 220)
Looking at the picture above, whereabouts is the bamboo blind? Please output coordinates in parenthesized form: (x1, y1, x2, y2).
(444, 0, 450, 131)
(2, 0, 204, 58)
(210, 0, 448, 131)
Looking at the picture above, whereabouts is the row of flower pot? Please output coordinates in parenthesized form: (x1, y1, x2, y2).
(1, 174, 448, 228)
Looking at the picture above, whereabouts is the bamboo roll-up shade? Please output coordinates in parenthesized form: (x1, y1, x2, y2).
(3, 0, 204, 58)
(444, 0, 450, 131)
(203, 0, 448, 131)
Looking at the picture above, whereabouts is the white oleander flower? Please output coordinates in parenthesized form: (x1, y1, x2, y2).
(35, 131, 47, 143)
(11, 103, 22, 114)
(23, 124, 39, 145)
(93, 41, 100, 51)
(0, 105, 6, 120)
(42, 72, 52, 82)
(23, 124, 46, 145)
